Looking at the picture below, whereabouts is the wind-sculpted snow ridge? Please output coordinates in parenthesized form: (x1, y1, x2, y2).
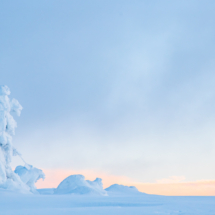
(54, 174, 107, 196)
(0, 85, 45, 193)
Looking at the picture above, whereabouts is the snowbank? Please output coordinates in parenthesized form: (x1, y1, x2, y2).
(54, 174, 107, 196)
(0, 172, 30, 194)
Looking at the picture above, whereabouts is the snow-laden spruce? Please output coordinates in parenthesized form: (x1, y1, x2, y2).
(0, 85, 44, 193)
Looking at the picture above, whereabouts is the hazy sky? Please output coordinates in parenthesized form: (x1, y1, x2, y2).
(1, 0, 215, 188)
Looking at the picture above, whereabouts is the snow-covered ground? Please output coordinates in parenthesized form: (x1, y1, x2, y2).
(0, 189, 215, 215)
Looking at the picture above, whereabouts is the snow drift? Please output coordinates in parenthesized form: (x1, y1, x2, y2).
(54, 174, 107, 196)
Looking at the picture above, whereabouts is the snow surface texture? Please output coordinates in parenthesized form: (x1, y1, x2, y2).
(0, 85, 45, 193)
(0, 190, 214, 215)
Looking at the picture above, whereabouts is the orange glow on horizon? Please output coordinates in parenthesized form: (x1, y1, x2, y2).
(132, 180, 215, 196)
(36, 169, 215, 196)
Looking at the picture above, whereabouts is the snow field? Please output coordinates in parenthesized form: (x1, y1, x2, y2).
(0, 190, 215, 215)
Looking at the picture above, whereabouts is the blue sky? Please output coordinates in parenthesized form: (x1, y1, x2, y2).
(1, 0, 215, 185)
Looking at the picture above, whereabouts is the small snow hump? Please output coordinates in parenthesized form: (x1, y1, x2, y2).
(105, 184, 144, 196)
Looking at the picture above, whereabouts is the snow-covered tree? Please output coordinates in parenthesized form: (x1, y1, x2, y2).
(0, 85, 45, 193)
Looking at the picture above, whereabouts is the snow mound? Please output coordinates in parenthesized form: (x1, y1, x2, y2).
(54, 174, 107, 196)
(14, 165, 45, 193)
(105, 184, 143, 196)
